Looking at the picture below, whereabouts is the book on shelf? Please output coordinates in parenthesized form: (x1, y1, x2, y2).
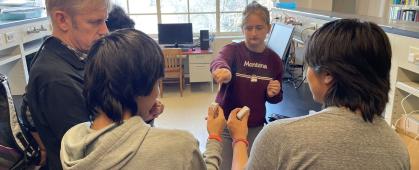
(391, 0, 419, 6)
(390, 6, 419, 22)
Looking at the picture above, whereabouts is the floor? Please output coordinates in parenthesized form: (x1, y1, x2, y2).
(155, 83, 216, 151)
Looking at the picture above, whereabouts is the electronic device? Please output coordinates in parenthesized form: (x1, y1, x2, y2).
(267, 23, 294, 61)
(200, 30, 209, 50)
(158, 23, 193, 48)
(237, 106, 250, 120)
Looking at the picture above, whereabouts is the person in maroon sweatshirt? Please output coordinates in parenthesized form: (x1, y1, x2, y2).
(210, 1, 284, 169)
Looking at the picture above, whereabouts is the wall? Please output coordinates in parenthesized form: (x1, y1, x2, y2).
(333, 0, 356, 14)
(310, 0, 333, 11)
(355, 0, 388, 18)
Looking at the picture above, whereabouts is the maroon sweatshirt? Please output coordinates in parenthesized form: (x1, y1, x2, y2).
(210, 42, 284, 127)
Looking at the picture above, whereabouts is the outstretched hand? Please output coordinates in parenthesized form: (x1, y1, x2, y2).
(207, 105, 226, 135)
(212, 68, 232, 84)
(227, 108, 249, 140)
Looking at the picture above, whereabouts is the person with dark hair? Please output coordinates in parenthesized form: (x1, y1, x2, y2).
(229, 19, 410, 169)
(106, 4, 135, 31)
(60, 29, 230, 169)
(210, 1, 284, 169)
(106, 4, 162, 126)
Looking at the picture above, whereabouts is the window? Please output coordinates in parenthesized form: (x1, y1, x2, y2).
(112, 0, 272, 34)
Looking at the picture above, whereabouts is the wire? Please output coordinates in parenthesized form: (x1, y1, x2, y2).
(392, 87, 419, 134)
(300, 26, 316, 43)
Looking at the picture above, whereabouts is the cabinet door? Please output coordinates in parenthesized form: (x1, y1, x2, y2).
(332, 0, 356, 14)
(190, 63, 211, 82)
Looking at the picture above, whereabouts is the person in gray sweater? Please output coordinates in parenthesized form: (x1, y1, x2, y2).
(60, 29, 229, 170)
(228, 19, 410, 169)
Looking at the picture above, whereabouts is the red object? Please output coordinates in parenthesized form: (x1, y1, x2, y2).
(233, 138, 249, 147)
(208, 134, 222, 142)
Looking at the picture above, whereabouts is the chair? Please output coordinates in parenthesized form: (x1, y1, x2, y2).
(160, 48, 184, 97)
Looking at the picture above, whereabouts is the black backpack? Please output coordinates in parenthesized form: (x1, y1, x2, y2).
(0, 74, 41, 169)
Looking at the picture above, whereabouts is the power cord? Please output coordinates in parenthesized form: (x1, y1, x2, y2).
(300, 26, 316, 42)
(392, 87, 419, 137)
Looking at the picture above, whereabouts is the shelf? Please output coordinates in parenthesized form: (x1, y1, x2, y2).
(23, 45, 39, 56)
(23, 38, 43, 56)
(391, 4, 419, 10)
(0, 54, 21, 66)
(396, 81, 419, 98)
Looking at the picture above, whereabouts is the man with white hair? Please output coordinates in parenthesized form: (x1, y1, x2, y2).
(26, 0, 110, 169)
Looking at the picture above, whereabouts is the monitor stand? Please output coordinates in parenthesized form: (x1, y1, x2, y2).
(164, 42, 179, 48)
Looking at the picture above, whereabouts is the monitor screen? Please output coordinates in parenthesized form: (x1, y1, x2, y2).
(267, 23, 294, 60)
(158, 23, 193, 45)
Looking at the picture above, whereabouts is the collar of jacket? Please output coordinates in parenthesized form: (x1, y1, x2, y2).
(46, 36, 86, 70)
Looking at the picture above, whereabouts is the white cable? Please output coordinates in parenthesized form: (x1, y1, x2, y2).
(393, 87, 419, 134)
(300, 26, 315, 42)
(393, 110, 419, 130)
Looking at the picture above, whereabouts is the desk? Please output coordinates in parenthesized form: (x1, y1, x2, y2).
(182, 48, 214, 92)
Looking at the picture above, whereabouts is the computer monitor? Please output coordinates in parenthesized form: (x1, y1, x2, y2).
(158, 23, 193, 47)
(267, 23, 294, 61)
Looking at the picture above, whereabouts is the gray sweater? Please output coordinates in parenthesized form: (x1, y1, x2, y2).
(247, 107, 410, 170)
(60, 116, 222, 170)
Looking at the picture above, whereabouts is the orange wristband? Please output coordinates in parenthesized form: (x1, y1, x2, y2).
(208, 134, 222, 142)
(233, 138, 249, 147)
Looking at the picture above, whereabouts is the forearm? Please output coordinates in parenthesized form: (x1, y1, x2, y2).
(203, 139, 223, 170)
(232, 142, 248, 170)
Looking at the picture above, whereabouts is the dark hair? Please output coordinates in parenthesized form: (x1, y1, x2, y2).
(106, 5, 135, 31)
(304, 19, 392, 122)
(85, 28, 164, 123)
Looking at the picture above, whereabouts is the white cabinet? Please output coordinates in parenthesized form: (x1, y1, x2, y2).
(0, 18, 51, 95)
(188, 54, 214, 91)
